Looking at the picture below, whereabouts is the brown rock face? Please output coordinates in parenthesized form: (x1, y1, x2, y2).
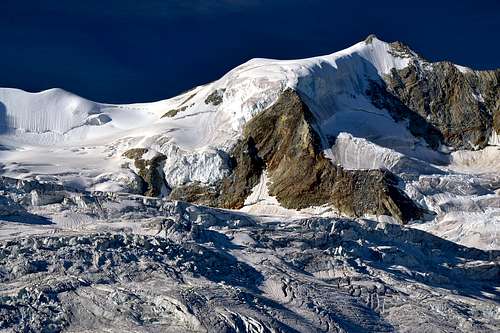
(169, 182, 218, 206)
(382, 61, 499, 149)
(238, 89, 334, 209)
(494, 112, 500, 135)
(170, 89, 425, 223)
(217, 137, 265, 209)
(122, 149, 167, 197)
(240, 89, 424, 222)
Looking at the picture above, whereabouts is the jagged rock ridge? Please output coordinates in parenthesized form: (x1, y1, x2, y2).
(381, 59, 499, 150)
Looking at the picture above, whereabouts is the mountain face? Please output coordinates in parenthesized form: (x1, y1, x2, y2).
(170, 89, 425, 223)
(0, 36, 499, 332)
(0, 35, 498, 242)
(380, 51, 499, 150)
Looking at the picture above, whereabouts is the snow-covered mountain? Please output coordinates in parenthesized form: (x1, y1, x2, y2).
(0, 35, 499, 332)
(1, 35, 498, 247)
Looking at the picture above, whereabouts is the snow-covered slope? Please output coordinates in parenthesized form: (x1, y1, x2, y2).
(0, 88, 163, 145)
(0, 35, 498, 250)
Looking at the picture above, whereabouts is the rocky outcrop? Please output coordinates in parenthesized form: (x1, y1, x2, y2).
(367, 79, 445, 149)
(171, 89, 425, 223)
(0, 195, 23, 216)
(494, 111, 500, 136)
(161, 105, 189, 118)
(204, 89, 225, 106)
(122, 148, 168, 197)
(169, 182, 219, 206)
(380, 60, 499, 150)
(216, 137, 265, 208)
(238, 89, 424, 222)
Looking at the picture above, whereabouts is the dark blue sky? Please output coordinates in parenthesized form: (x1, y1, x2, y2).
(1, 0, 499, 103)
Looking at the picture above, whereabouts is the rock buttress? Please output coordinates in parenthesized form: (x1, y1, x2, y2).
(122, 148, 168, 197)
(382, 62, 499, 149)
(171, 89, 425, 223)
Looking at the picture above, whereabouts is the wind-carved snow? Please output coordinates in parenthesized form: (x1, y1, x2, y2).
(331, 132, 443, 175)
(454, 64, 473, 73)
(0, 88, 97, 135)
